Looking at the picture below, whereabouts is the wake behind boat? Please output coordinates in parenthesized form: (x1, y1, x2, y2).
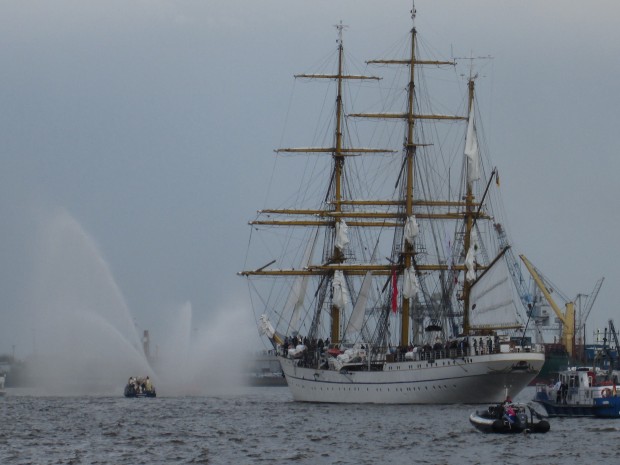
(240, 4, 544, 404)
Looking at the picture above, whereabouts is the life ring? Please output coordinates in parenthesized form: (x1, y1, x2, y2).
(601, 388, 612, 398)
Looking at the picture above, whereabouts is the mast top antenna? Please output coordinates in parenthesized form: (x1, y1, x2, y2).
(453, 52, 493, 81)
(335, 20, 348, 44)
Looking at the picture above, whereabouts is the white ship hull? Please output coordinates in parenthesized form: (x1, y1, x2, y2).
(280, 352, 544, 404)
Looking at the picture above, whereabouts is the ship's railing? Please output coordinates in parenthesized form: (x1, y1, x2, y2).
(277, 337, 544, 368)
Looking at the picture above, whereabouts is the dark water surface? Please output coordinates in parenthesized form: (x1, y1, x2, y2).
(1, 387, 619, 464)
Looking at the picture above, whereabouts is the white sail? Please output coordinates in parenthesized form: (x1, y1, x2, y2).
(471, 228, 479, 251)
(465, 246, 476, 281)
(258, 314, 276, 339)
(402, 266, 419, 299)
(286, 229, 318, 330)
(465, 105, 480, 184)
(469, 257, 523, 329)
(332, 270, 349, 309)
(335, 220, 349, 251)
(344, 271, 372, 338)
(404, 215, 419, 245)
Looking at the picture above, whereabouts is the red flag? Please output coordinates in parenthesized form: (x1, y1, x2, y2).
(391, 267, 398, 313)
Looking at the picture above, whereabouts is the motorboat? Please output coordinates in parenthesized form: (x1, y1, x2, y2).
(533, 367, 619, 418)
(470, 402, 550, 434)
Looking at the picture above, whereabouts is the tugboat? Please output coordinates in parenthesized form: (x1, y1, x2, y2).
(124, 376, 156, 398)
(470, 400, 550, 434)
(533, 321, 620, 418)
(533, 367, 619, 418)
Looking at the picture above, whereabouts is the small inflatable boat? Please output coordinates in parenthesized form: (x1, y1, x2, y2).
(470, 403, 550, 434)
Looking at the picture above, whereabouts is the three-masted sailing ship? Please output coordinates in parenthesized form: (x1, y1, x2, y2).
(240, 6, 544, 404)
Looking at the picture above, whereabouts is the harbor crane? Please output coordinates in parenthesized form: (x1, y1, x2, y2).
(520, 254, 575, 356)
(493, 223, 543, 341)
(519, 254, 603, 359)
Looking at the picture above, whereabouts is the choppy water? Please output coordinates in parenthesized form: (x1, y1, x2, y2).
(1, 386, 619, 465)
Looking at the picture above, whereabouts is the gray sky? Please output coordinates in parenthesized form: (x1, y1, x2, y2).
(1, 0, 619, 358)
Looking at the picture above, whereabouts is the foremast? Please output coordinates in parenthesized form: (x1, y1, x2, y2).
(241, 23, 385, 345)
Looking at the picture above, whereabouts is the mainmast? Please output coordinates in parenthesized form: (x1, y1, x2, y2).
(352, 8, 462, 346)
(401, 11, 417, 346)
(241, 22, 385, 345)
(462, 78, 476, 335)
(331, 22, 346, 343)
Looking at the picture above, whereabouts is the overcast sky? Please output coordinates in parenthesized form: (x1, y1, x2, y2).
(1, 0, 619, 358)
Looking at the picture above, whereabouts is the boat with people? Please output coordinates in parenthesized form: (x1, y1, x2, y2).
(0, 373, 5, 397)
(533, 321, 620, 418)
(470, 400, 550, 434)
(239, 3, 545, 404)
(533, 366, 620, 418)
(124, 376, 156, 398)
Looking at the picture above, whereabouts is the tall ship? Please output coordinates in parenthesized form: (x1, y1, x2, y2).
(240, 5, 545, 404)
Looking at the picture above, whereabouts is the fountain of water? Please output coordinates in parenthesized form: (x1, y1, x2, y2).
(153, 300, 258, 396)
(25, 209, 151, 394)
(24, 209, 259, 396)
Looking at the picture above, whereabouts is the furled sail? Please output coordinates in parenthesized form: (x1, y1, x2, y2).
(335, 220, 350, 251)
(402, 266, 419, 299)
(465, 105, 480, 184)
(404, 215, 419, 245)
(259, 314, 276, 339)
(332, 270, 350, 309)
(465, 247, 476, 281)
